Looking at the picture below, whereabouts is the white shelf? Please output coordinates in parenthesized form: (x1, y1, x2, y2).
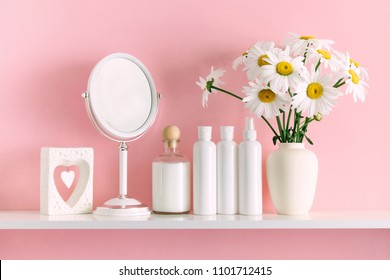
(0, 210, 390, 229)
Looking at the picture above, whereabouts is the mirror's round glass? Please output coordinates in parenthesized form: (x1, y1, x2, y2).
(86, 53, 158, 142)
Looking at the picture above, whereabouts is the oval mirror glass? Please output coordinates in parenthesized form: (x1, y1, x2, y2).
(86, 53, 158, 142)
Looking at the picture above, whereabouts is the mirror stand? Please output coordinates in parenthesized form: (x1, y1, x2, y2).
(94, 142, 151, 216)
(84, 53, 158, 217)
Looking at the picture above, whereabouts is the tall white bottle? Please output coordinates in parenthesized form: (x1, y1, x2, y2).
(239, 118, 262, 215)
(217, 126, 238, 215)
(193, 126, 216, 215)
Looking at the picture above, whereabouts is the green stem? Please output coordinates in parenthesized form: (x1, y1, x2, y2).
(292, 109, 299, 142)
(299, 118, 309, 142)
(285, 107, 293, 142)
(315, 59, 321, 72)
(302, 51, 308, 64)
(276, 116, 284, 142)
(261, 116, 280, 140)
(287, 88, 293, 98)
(286, 107, 293, 133)
(333, 77, 346, 88)
(211, 86, 243, 101)
(334, 81, 346, 88)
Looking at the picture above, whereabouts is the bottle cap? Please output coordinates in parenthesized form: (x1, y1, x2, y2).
(220, 126, 234, 140)
(244, 117, 257, 140)
(163, 125, 180, 148)
(198, 126, 212, 140)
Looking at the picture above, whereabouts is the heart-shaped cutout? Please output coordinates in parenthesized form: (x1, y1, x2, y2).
(54, 165, 80, 202)
(61, 170, 75, 188)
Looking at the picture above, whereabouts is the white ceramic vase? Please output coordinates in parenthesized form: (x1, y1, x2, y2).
(266, 143, 318, 215)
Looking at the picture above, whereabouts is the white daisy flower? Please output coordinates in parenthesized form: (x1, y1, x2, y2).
(350, 58, 369, 81)
(336, 51, 369, 81)
(232, 49, 249, 70)
(261, 45, 306, 93)
(344, 67, 369, 102)
(243, 41, 276, 80)
(196, 67, 225, 108)
(305, 47, 342, 72)
(284, 32, 334, 56)
(242, 80, 291, 119)
(292, 69, 341, 117)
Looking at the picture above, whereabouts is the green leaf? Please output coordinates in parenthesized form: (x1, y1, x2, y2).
(272, 136, 279, 145)
(305, 135, 314, 145)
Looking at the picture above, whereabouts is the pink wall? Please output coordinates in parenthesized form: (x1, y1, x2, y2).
(0, 0, 389, 259)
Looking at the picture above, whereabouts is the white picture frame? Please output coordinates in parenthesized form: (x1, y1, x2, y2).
(40, 147, 93, 215)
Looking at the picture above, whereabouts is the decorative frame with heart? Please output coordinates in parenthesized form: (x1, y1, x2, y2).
(40, 147, 93, 215)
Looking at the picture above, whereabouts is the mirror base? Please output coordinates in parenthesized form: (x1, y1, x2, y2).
(93, 196, 151, 216)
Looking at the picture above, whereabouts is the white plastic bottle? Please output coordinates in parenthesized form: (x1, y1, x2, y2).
(193, 126, 216, 215)
(239, 118, 262, 215)
(217, 126, 238, 215)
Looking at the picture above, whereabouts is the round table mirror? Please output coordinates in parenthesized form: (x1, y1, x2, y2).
(83, 53, 159, 216)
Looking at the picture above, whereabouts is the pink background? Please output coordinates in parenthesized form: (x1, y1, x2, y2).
(0, 0, 389, 259)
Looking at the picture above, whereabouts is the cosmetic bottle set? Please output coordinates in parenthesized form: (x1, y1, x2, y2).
(152, 118, 262, 215)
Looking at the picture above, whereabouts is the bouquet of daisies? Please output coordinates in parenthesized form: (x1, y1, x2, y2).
(196, 33, 369, 145)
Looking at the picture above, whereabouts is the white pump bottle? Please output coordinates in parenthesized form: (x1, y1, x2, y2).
(239, 118, 262, 215)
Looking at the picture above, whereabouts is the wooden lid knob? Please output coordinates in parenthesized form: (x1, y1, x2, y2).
(163, 125, 180, 142)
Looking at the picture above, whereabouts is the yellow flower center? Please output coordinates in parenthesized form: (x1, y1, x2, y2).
(348, 70, 360, 84)
(317, 49, 331, 60)
(257, 54, 270, 66)
(307, 82, 323, 99)
(276, 61, 293, 76)
(350, 58, 360, 68)
(258, 89, 276, 103)
(300, 35, 316, 40)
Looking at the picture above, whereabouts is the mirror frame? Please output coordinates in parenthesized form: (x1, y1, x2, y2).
(85, 53, 159, 143)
